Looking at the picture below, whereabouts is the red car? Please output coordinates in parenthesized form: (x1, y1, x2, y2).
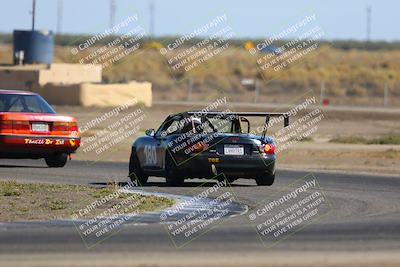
(0, 90, 80, 167)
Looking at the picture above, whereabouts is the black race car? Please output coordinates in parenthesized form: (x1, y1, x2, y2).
(129, 111, 289, 186)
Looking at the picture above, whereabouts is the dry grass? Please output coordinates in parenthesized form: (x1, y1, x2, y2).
(279, 146, 400, 175)
(1, 43, 399, 105)
(330, 135, 400, 145)
(0, 181, 175, 222)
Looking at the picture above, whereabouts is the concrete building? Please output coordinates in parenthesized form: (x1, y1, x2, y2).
(0, 63, 152, 107)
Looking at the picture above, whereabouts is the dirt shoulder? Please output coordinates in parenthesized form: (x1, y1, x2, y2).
(279, 142, 400, 176)
(1, 251, 400, 267)
(0, 181, 175, 222)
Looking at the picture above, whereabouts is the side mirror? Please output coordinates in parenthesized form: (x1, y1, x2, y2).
(145, 128, 155, 137)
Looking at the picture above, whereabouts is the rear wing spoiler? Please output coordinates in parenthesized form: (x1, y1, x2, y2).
(187, 111, 289, 137)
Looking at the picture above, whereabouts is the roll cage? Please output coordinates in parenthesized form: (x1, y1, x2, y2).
(155, 111, 289, 138)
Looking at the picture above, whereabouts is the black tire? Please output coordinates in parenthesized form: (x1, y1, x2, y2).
(45, 153, 68, 168)
(255, 173, 275, 186)
(165, 153, 183, 186)
(129, 149, 148, 185)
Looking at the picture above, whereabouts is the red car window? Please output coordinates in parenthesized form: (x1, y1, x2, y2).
(0, 94, 55, 114)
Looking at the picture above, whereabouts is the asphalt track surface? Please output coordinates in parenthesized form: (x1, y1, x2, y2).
(0, 159, 399, 265)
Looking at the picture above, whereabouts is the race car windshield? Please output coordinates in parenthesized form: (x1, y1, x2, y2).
(0, 94, 56, 114)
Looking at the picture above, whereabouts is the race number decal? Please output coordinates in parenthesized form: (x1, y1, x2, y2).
(144, 145, 157, 165)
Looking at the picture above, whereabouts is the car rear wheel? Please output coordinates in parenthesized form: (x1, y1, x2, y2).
(129, 150, 148, 185)
(45, 153, 68, 168)
(255, 173, 275, 186)
(165, 153, 183, 186)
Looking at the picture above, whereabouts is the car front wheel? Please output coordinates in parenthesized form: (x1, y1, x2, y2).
(45, 153, 68, 168)
(129, 150, 148, 185)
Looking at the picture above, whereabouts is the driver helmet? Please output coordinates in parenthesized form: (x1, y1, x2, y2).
(191, 117, 203, 133)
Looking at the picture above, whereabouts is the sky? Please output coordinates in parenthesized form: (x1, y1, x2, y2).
(0, 0, 398, 41)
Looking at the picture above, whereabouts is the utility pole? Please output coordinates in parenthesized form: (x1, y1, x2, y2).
(384, 82, 389, 107)
(254, 80, 260, 103)
(320, 80, 325, 105)
(57, 0, 63, 34)
(149, 0, 155, 38)
(187, 78, 193, 101)
(110, 0, 116, 28)
(31, 0, 36, 31)
(366, 6, 371, 41)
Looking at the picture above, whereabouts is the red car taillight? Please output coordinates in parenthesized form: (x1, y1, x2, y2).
(53, 122, 69, 132)
(259, 144, 275, 155)
(53, 122, 78, 133)
(0, 120, 13, 133)
(13, 120, 30, 131)
(69, 122, 78, 132)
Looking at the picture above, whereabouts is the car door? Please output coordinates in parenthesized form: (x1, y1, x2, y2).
(141, 136, 165, 170)
(139, 115, 184, 171)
